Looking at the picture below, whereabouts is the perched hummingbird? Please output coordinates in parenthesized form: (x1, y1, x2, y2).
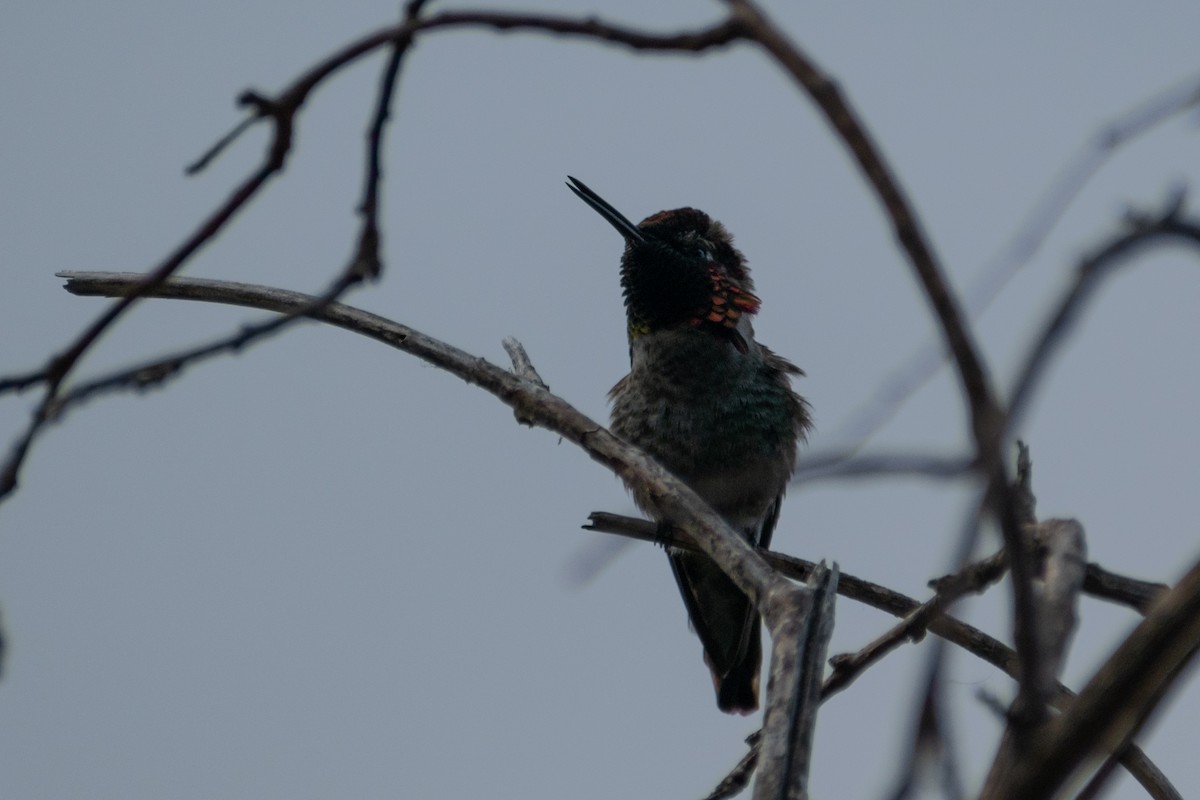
(568, 177, 811, 714)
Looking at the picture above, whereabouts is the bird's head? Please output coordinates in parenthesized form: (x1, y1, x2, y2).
(568, 177, 760, 349)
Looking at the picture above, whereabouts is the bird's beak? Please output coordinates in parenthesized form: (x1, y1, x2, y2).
(566, 176, 647, 244)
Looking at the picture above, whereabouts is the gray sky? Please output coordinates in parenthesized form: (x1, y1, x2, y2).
(3, 1, 1200, 798)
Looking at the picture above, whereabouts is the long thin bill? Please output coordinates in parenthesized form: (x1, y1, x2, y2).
(566, 176, 646, 243)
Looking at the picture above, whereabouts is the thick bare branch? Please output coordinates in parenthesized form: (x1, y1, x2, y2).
(754, 564, 837, 800)
(1083, 564, 1167, 615)
(1031, 520, 1087, 688)
(983, 519, 1088, 795)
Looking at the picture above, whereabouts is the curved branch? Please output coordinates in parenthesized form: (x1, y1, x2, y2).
(820, 72, 1200, 462)
(718, 3, 1057, 732)
(1009, 205, 1200, 424)
(724, 0, 997, 436)
(57, 271, 786, 619)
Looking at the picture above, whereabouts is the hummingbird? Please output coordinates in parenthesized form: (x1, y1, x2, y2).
(568, 177, 811, 714)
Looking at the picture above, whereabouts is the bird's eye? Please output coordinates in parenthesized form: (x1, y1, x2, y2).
(696, 246, 712, 261)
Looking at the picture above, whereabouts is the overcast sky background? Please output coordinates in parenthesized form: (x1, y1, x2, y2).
(3, 2, 1200, 798)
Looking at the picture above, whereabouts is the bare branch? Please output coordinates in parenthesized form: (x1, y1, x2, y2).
(791, 451, 973, 485)
(967, 73, 1200, 319)
(718, 2, 1055, 733)
(1011, 440, 1036, 525)
(1077, 740, 1183, 800)
(983, 519, 1088, 795)
(347, 0, 436, 281)
(586, 512, 1176, 799)
(1084, 564, 1167, 615)
(986, 554, 1200, 798)
(184, 114, 259, 176)
(705, 730, 763, 800)
(724, 0, 997, 437)
(502, 337, 548, 390)
(825, 548, 1009, 699)
(1031, 520, 1087, 688)
(656, 437, 1166, 798)
(1010, 202, 1200, 424)
(754, 564, 837, 800)
(808, 72, 1200, 471)
(52, 272, 357, 414)
(977, 464, 1052, 740)
(502, 336, 549, 426)
(58, 271, 787, 640)
(346, 29, 408, 281)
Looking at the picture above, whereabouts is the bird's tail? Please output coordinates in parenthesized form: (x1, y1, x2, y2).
(669, 550, 762, 714)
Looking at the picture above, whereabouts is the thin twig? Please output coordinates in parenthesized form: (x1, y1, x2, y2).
(705, 730, 763, 800)
(825, 548, 1010, 698)
(502, 337, 548, 389)
(348, 4, 420, 282)
(502, 336, 549, 426)
(1009, 202, 1200, 425)
(909, 470, 1045, 780)
(791, 451, 973, 484)
(184, 114, 259, 175)
(888, 482, 998, 800)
